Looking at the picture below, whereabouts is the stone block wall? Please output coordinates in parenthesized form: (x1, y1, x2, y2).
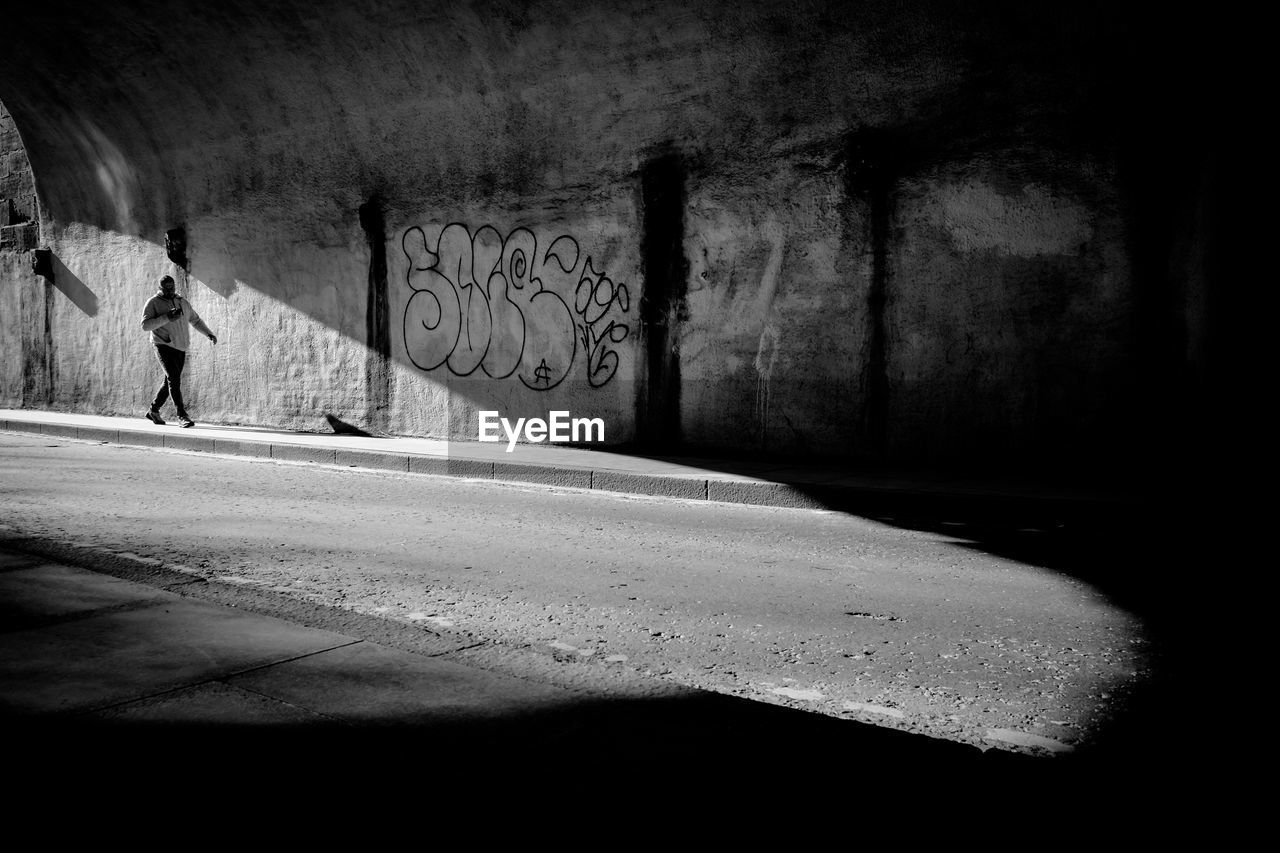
(1, 101, 38, 250)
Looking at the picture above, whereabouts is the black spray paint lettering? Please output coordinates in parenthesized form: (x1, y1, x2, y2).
(574, 258, 630, 388)
(478, 410, 606, 451)
(402, 223, 632, 390)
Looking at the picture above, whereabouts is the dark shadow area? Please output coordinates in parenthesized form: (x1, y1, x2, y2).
(146, 421, 391, 439)
(0, 528, 1200, 788)
(783, 472, 1208, 633)
(1, 692, 1193, 807)
(7, 696, 1130, 803)
(3, 692, 1024, 768)
(324, 413, 377, 437)
(46, 252, 99, 317)
(803, 484, 1215, 783)
(45, 252, 99, 318)
(588, 440, 1147, 537)
(521, 447, 1213, 782)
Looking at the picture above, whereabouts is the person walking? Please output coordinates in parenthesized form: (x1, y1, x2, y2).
(140, 274, 217, 428)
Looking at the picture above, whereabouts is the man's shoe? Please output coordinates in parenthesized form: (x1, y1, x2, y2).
(179, 417, 195, 428)
(145, 410, 165, 425)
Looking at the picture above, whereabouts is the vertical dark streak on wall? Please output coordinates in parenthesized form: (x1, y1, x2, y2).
(1119, 139, 1178, 484)
(359, 195, 390, 432)
(846, 129, 894, 458)
(638, 150, 687, 448)
(43, 280, 53, 402)
(1124, 134, 1228, 487)
(19, 271, 48, 406)
(1111, 12, 1222, 492)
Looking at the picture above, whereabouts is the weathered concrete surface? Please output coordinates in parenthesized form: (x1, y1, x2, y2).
(6, 545, 1046, 790)
(887, 168, 1133, 466)
(0, 433, 1169, 758)
(0, 1, 1225, 482)
(0, 252, 31, 404)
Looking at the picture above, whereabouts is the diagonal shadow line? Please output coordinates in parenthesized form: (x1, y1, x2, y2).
(48, 252, 99, 317)
(0, 534, 1049, 772)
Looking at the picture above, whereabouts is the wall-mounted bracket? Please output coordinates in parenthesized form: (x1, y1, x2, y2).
(31, 247, 53, 280)
(165, 227, 189, 271)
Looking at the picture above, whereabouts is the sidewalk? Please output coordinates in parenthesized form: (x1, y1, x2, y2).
(1, 408, 1132, 521)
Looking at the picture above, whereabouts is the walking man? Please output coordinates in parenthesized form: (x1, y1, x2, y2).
(140, 274, 217, 428)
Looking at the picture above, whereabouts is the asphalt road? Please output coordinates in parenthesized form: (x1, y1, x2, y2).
(0, 431, 1164, 759)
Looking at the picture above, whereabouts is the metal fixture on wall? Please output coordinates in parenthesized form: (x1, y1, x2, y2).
(164, 227, 189, 271)
(30, 247, 53, 280)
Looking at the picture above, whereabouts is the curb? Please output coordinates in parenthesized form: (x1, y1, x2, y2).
(1, 417, 1122, 523)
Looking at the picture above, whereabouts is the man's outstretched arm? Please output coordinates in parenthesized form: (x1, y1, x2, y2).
(188, 313, 217, 344)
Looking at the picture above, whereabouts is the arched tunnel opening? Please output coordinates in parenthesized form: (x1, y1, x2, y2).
(0, 101, 37, 238)
(1, 98, 50, 407)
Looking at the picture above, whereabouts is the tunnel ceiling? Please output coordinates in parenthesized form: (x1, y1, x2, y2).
(1, 0, 1214, 241)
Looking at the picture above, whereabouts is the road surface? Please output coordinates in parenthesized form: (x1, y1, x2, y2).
(0, 431, 1163, 757)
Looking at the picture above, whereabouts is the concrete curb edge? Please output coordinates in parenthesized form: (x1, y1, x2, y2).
(1, 418, 1118, 521)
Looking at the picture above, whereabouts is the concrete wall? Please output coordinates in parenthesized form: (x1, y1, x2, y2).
(886, 157, 1133, 467)
(0, 1, 1223, 477)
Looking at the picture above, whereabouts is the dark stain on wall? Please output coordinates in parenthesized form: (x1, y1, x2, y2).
(845, 128, 898, 458)
(638, 149, 687, 447)
(20, 278, 52, 406)
(164, 227, 190, 273)
(359, 194, 390, 431)
(1115, 82, 1224, 486)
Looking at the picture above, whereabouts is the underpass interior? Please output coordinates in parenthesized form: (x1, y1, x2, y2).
(1, 1, 1226, 474)
(0, 1, 1232, 776)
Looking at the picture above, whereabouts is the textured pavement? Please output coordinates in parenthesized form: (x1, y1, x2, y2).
(1, 409, 1159, 789)
(0, 541, 1044, 785)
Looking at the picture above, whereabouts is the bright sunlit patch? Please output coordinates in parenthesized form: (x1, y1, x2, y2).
(843, 701, 905, 719)
(407, 611, 454, 627)
(985, 728, 1074, 754)
(771, 686, 824, 701)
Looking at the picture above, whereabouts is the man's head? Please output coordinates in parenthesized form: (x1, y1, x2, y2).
(158, 275, 176, 297)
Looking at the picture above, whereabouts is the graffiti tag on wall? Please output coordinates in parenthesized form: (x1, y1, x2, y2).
(403, 223, 630, 391)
